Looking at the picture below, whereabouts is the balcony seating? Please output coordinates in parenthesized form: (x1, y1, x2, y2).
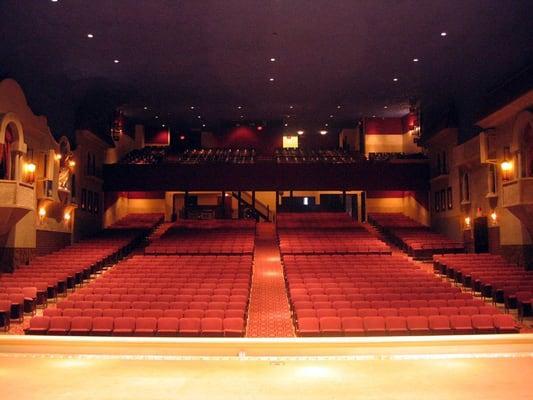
(174, 148, 256, 164)
(274, 148, 364, 164)
(120, 146, 168, 165)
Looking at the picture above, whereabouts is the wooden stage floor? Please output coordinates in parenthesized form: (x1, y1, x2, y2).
(1, 334, 532, 400)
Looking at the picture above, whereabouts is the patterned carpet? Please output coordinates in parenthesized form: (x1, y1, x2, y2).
(246, 223, 295, 337)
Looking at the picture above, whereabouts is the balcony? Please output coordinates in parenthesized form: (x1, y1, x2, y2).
(502, 177, 533, 208)
(0, 180, 35, 234)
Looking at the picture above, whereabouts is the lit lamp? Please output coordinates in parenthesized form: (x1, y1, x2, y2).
(54, 154, 62, 161)
(68, 160, 76, 168)
(464, 216, 471, 228)
(63, 211, 72, 224)
(23, 162, 36, 184)
(38, 207, 46, 222)
(490, 211, 497, 224)
(500, 146, 513, 181)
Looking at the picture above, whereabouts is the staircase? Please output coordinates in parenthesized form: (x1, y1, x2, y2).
(231, 191, 271, 221)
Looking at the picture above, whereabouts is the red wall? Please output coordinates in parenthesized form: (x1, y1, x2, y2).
(364, 118, 404, 135)
(145, 128, 170, 145)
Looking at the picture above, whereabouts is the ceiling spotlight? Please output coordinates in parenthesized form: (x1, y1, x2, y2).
(297, 130, 304, 135)
(162, 124, 166, 127)
(440, 32, 447, 37)
(197, 115, 202, 119)
(155, 115, 159, 119)
(180, 135, 185, 140)
(284, 123, 288, 127)
(240, 115, 244, 119)
(393, 78, 398, 82)
(87, 33, 94, 38)
(237, 105, 242, 109)
(270, 57, 276, 62)
(51, 0, 58, 2)
(114, 59, 120, 64)
(289, 105, 294, 109)
(269, 77, 275, 82)
(372, 115, 376, 118)
(319, 130, 327, 135)
(190, 106, 195, 110)
(325, 123, 329, 127)
(337, 105, 341, 109)
(202, 124, 206, 128)
(384, 106, 388, 109)
(413, 58, 419, 62)
(257, 126, 263, 131)
(143, 106, 148, 110)
(329, 114, 334, 118)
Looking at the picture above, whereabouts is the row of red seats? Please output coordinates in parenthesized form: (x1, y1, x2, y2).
(55, 300, 247, 311)
(292, 298, 485, 310)
(25, 316, 245, 337)
(276, 212, 359, 229)
(294, 305, 501, 319)
(297, 314, 518, 336)
(107, 213, 164, 230)
(44, 308, 244, 319)
(66, 293, 247, 302)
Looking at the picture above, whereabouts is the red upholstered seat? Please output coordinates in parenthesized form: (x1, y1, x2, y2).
(223, 317, 245, 337)
(449, 315, 474, 334)
(341, 317, 364, 336)
(493, 314, 519, 333)
(25, 316, 50, 335)
(156, 317, 180, 336)
(134, 317, 157, 336)
(297, 317, 319, 337)
(363, 316, 386, 336)
(91, 317, 114, 335)
(319, 316, 342, 336)
(48, 316, 71, 335)
(406, 316, 430, 335)
(179, 317, 201, 336)
(428, 315, 452, 335)
(471, 315, 495, 334)
(385, 316, 408, 335)
(113, 317, 136, 336)
(70, 316, 92, 335)
(201, 317, 224, 336)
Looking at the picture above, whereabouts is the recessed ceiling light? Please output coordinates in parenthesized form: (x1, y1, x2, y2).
(393, 78, 398, 82)
(240, 115, 244, 119)
(440, 32, 447, 37)
(270, 58, 276, 62)
(190, 106, 195, 110)
(329, 114, 334, 118)
(372, 115, 376, 118)
(337, 105, 341, 109)
(284, 123, 288, 127)
(180, 135, 185, 140)
(319, 130, 327, 135)
(269, 78, 275, 82)
(51, 0, 58, 2)
(325, 123, 329, 127)
(87, 33, 94, 38)
(162, 124, 166, 127)
(237, 106, 242, 109)
(297, 130, 304, 135)
(155, 115, 159, 119)
(413, 58, 419, 62)
(289, 105, 294, 109)
(384, 106, 388, 109)
(114, 59, 120, 64)
(143, 106, 148, 110)
(202, 124, 206, 128)
(197, 115, 201, 119)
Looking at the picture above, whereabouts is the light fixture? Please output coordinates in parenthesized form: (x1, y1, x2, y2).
(490, 211, 497, 223)
(190, 106, 195, 110)
(240, 115, 244, 119)
(270, 57, 276, 62)
(440, 32, 447, 37)
(237, 106, 242, 109)
(68, 160, 76, 168)
(162, 124, 166, 127)
(143, 106, 148, 110)
(289, 105, 294, 109)
(24, 162, 36, 183)
(155, 115, 159, 119)
(297, 130, 304, 135)
(329, 114, 334, 118)
(413, 58, 419, 62)
(337, 105, 341, 109)
(464, 216, 471, 227)
(54, 154, 62, 161)
(384, 106, 388, 109)
(372, 115, 376, 118)
(319, 130, 327, 135)
(114, 59, 120, 64)
(501, 146, 513, 181)
(202, 124, 206, 128)
(64, 212, 71, 223)
(393, 78, 398, 82)
(87, 33, 94, 38)
(269, 78, 275, 82)
(325, 123, 329, 127)
(257, 125, 263, 131)
(197, 115, 201, 119)
(284, 123, 288, 127)
(38, 207, 46, 221)
(180, 135, 185, 140)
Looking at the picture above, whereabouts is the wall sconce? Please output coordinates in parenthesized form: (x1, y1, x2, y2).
(23, 162, 36, 184)
(464, 216, 471, 228)
(63, 211, 71, 223)
(490, 211, 497, 224)
(68, 160, 76, 168)
(500, 146, 513, 181)
(38, 207, 46, 222)
(54, 154, 62, 161)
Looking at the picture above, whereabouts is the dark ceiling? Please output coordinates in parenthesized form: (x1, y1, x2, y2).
(1, 0, 532, 139)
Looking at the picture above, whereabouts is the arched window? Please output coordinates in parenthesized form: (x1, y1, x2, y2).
(0, 125, 14, 179)
(460, 171, 470, 203)
(520, 123, 533, 178)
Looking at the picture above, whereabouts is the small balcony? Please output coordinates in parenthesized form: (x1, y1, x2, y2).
(0, 180, 35, 234)
(502, 177, 533, 208)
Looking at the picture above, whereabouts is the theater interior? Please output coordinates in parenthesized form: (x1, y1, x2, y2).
(0, 1, 532, 398)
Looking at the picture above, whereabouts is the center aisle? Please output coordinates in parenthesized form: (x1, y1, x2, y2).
(246, 223, 295, 337)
